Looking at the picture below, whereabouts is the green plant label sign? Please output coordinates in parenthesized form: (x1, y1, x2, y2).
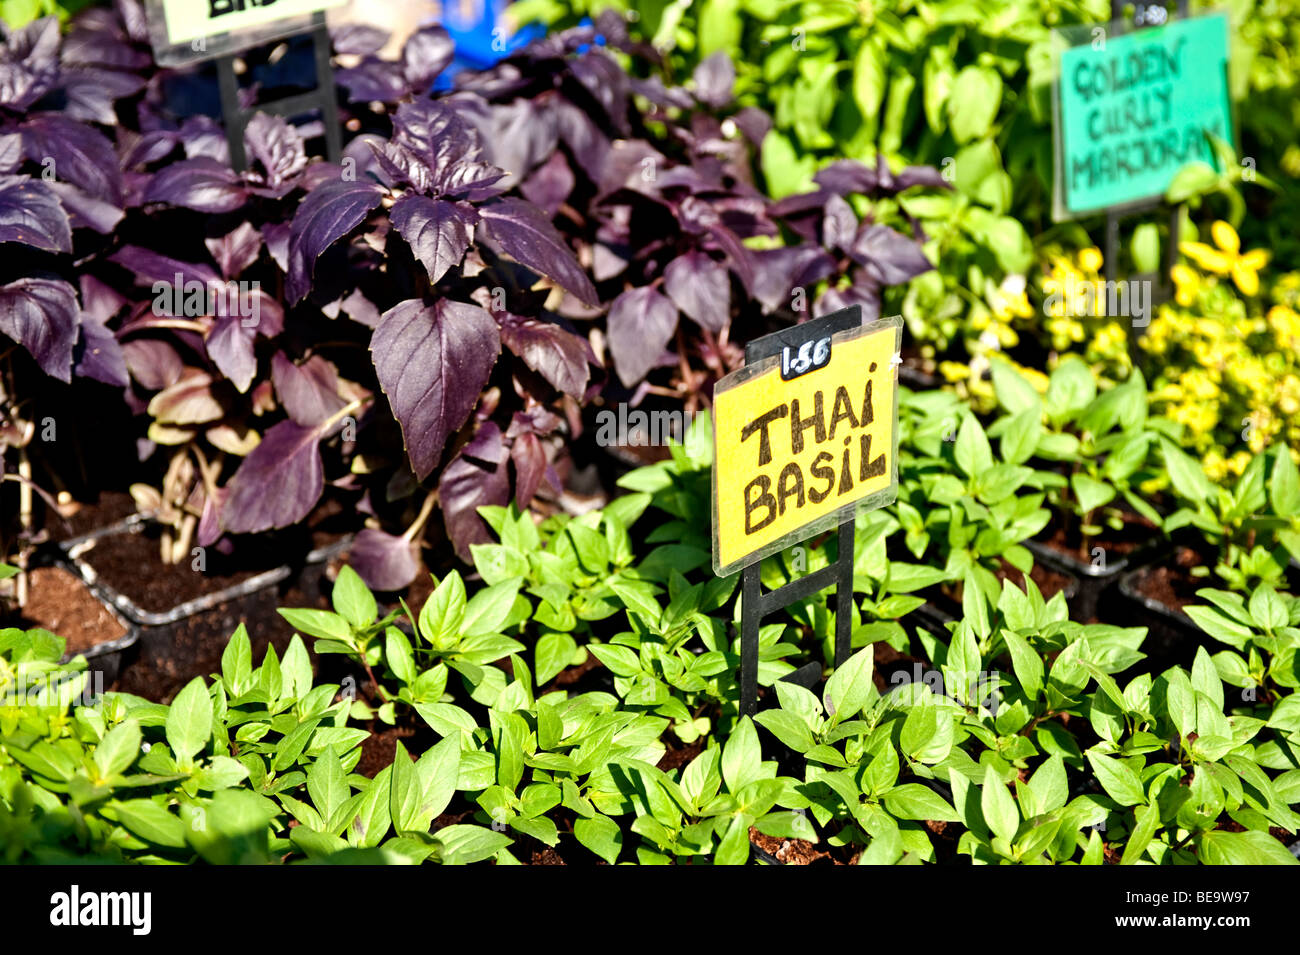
(160, 0, 344, 45)
(1054, 13, 1233, 217)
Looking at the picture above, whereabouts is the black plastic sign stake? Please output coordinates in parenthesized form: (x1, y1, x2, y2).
(215, 12, 342, 172)
(713, 306, 902, 717)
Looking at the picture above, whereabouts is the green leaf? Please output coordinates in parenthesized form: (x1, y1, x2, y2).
(753, 710, 815, 753)
(165, 678, 212, 763)
(1166, 161, 1220, 203)
(1087, 752, 1145, 806)
(948, 67, 1001, 143)
(1027, 755, 1068, 815)
(721, 716, 762, 792)
(981, 767, 1019, 844)
(884, 783, 961, 822)
(1131, 223, 1160, 274)
(332, 565, 377, 629)
(1120, 801, 1162, 865)
(419, 572, 467, 646)
(277, 608, 353, 644)
(221, 625, 253, 694)
(1002, 628, 1043, 700)
(589, 644, 642, 678)
(462, 579, 523, 636)
(954, 415, 994, 477)
(573, 814, 622, 864)
(1199, 830, 1299, 865)
(534, 631, 578, 686)
(93, 719, 141, 780)
(307, 745, 348, 823)
(106, 798, 187, 849)
(1071, 474, 1116, 515)
(823, 646, 874, 724)
(435, 824, 513, 865)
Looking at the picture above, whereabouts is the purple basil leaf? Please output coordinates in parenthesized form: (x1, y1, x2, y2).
(286, 179, 384, 303)
(122, 338, 183, 390)
(479, 198, 597, 306)
(120, 129, 180, 170)
(57, 67, 145, 124)
(663, 251, 729, 333)
(46, 180, 124, 234)
(20, 114, 122, 206)
(520, 150, 575, 216)
(814, 160, 880, 196)
(390, 194, 477, 284)
(606, 287, 677, 387)
(402, 25, 454, 91)
(511, 430, 546, 508)
(553, 98, 611, 183)
(330, 23, 390, 55)
(569, 50, 629, 135)
(822, 192, 857, 253)
(197, 486, 228, 548)
(0, 277, 80, 382)
(0, 17, 59, 109)
(114, 0, 150, 43)
(370, 298, 501, 481)
(487, 99, 558, 185)
(179, 115, 231, 164)
(144, 156, 248, 213)
(348, 527, 420, 591)
(732, 107, 772, 145)
(243, 112, 307, 190)
(499, 317, 590, 398)
(206, 314, 257, 392)
(205, 221, 263, 279)
(693, 51, 735, 108)
(337, 59, 408, 104)
(221, 419, 326, 534)
(75, 316, 129, 388)
(628, 75, 694, 110)
(109, 245, 220, 289)
(0, 174, 71, 252)
(850, 224, 933, 285)
(271, 352, 346, 427)
(0, 133, 21, 174)
(750, 245, 838, 313)
(893, 164, 950, 191)
(819, 278, 881, 321)
(79, 274, 126, 325)
(439, 425, 509, 562)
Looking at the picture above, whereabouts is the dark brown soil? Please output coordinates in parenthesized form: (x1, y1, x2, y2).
(1038, 509, 1159, 563)
(657, 737, 706, 772)
(75, 498, 352, 614)
(1131, 546, 1209, 617)
(749, 827, 840, 865)
(996, 559, 1074, 599)
(10, 566, 128, 654)
(111, 576, 332, 703)
(44, 491, 139, 543)
(356, 723, 424, 778)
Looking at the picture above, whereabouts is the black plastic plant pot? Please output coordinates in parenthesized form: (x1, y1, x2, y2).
(49, 558, 140, 688)
(58, 520, 349, 696)
(1115, 564, 1205, 671)
(1024, 534, 1162, 623)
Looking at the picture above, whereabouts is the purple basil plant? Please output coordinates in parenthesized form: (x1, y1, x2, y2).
(0, 3, 941, 592)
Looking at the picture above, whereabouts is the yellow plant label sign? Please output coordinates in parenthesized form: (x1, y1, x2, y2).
(712, 315, 901, 576)
(161, 0, 345, 45)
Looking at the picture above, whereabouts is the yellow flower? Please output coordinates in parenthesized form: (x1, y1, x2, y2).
(1171, 263, 1200, 307)
(1180, 220, 1271, 296)
(939, 361, 970, 382)
(1078, 247, 1103, 273)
